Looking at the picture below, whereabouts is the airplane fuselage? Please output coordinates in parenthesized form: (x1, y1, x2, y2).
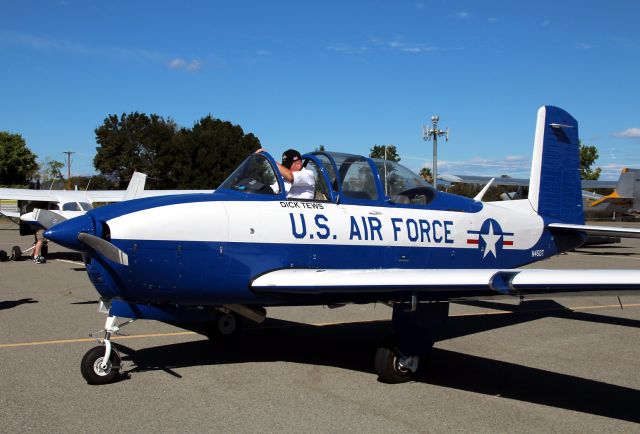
(73, 191, 566, 306)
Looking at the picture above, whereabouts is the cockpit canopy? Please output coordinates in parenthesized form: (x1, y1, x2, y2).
(217, 150, 436, 206)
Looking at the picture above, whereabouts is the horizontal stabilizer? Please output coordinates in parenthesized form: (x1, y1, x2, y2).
(549, 223, 640, 239)
(252, 268, 640, 298)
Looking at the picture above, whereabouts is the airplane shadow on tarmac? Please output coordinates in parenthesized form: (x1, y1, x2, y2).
(113, 300, 640, 423)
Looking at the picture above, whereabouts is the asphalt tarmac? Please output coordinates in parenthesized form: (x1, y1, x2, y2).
(1, 220, 639, 432)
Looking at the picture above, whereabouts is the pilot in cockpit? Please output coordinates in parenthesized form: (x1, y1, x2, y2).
(256, 148, 315, 199)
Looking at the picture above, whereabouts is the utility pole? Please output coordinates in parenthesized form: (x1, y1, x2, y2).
(63, 151, 75, 190)
(422, 116, 448, 189)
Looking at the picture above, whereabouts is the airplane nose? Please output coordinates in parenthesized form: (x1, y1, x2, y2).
(44, 213, 95, 251)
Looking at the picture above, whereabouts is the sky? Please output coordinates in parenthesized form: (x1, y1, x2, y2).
(1, 0, 639, 181)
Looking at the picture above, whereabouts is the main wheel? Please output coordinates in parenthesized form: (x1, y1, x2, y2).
(205, 312, 242, 339)
(10, 246, 22, 261)
(374, 346, 415, 384)
(80, 346, 121, 385)
(0, 250, 7, 262)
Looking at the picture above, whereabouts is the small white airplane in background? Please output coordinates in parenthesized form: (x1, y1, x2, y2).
(0, 172, 211, 234)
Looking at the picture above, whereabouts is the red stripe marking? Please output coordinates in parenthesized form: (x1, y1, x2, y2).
(467, 239, 479, 245)
(503, 240, 513, 246)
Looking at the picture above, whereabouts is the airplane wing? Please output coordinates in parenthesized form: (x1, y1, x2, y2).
(135, 190, 213, 198)
(0, 188, 59, 202)
(581, 179, 618, 189)
(438, 174, 529, 187)
(442, 175, 619, 190)
(251, 268, 640, 297)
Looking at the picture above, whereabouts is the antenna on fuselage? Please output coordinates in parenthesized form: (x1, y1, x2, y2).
(422, 115, 448, 189)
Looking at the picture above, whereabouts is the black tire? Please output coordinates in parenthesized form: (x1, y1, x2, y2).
(41, 243, 48, 258)
(205, 312, 242, 339)
(0, 250, 7, 262)
(80, 346, 121, 385)
(10, 246, 22, 261)
(374, 346, 414, 384)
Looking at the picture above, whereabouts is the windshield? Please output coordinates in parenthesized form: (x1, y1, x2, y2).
(218, 154, 280, 195)
(62, 202, 81, 211)
(373, 159, 429, 196)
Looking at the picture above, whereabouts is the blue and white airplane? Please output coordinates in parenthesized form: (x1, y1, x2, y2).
(45, 106, 640, 385)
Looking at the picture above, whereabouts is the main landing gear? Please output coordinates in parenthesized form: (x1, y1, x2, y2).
(80, 315, 134, 385)
(374, 301, 449, 384)
(204, 306, 267, 340)
(205, 310, 242, 338)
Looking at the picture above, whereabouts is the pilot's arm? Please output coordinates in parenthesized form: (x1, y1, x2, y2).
(277, 163, 294, 183)
(254, 148, 294, 182)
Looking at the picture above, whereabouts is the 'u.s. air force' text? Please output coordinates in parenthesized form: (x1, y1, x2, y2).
(288, 213, 453, 244)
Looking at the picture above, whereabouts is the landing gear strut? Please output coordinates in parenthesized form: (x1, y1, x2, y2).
(81, 315, 132, 385)
(374, 301, 449, 383)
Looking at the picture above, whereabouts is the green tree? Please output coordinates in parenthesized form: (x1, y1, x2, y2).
(94, 112, 177, 188)
(419, 167, 433, 184)
(315, 144, 326, 152)
(0, 131, 38, 186)
(155, 115, 261, 189)
(94, 113, 261, 189)
(37, 158, 65, 186)
(370, 144, 400, 162)
(580, 143, 601, 180)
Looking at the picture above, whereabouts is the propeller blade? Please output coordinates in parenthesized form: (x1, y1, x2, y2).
(78, 232, 129, 266)
(33, 209, 68, 229)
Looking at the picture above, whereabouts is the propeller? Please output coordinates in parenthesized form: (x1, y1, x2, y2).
(78, 232, 129, 266)
(33, 209, 67, 229)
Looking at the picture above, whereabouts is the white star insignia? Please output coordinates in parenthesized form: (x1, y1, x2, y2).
(481, 221, 501, 258)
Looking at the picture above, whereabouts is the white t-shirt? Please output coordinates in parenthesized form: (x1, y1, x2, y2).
(284, 168, 316, 199)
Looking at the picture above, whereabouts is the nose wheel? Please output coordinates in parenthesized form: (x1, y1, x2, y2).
(81, 346, 122, 385)
(80, 314, 132, 385)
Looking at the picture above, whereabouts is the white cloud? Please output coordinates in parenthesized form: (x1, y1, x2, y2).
(412, 155, 532, 178)
(169, 58, 202, 72)
(186, 60, 201, 71)
(169, 58, 186, 69)
(613, 128, 640, 139)
(488, 17, 498, 23)
(576, 43, 592, 49)
(456, 11, 470, 19)
(327, 44, 368, 55)
(387, 40, 439, 53)
(541, 20, 550, 26)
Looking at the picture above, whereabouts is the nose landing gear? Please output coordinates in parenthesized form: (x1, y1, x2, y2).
(80, 315, 134, 385)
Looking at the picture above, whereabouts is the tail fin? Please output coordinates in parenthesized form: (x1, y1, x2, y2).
(611, 168, 640, 213)
(588, 168, 640, 209)
(124, 171, 147, 200)
(528, 106, 584, 224)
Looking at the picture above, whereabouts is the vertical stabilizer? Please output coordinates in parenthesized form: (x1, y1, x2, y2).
(615, 168, 640, 203)
(528, 106, 584, 224)
(124, 171, 147, 200)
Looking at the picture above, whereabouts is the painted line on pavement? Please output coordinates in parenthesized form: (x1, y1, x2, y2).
(1, 303, 638, 349)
